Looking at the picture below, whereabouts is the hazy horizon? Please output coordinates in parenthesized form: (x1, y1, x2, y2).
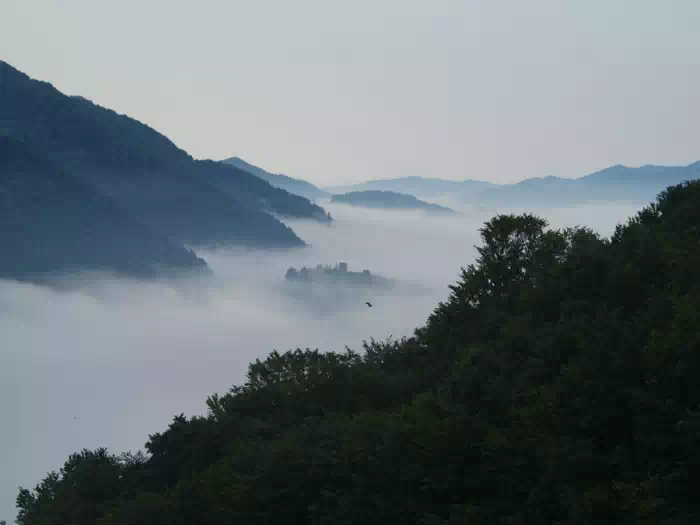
(3, 0, 699, 186)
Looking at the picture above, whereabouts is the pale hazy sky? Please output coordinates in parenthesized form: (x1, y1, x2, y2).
(2, 0, 699, 185)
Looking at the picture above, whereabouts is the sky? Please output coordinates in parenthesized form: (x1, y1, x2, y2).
(2, 0, 699, 185)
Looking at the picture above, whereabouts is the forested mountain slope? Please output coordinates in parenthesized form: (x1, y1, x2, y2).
(0, 136, 206, 281)
(0, 61, 325, 248)
(14, 182, 700, 524)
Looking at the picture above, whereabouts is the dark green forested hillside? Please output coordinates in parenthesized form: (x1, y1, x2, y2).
(0, 136, 206, 280)
(14, 181, 700, 524)
(0, 61, 326, 250)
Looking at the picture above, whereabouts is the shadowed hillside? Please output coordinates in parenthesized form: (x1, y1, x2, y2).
(0, 61, 327, 250)
(0, 136, 206, 281)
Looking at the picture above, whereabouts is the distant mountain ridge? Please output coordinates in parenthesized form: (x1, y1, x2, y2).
(478, 163, 700, 207)
(327, 163, 700, 207)
(326, 176, 494, 198)
(332, 190, 456, 214)
(222, 156, 329, 202)
(0, 60, 329, 281)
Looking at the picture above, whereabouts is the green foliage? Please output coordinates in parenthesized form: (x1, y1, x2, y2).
(15, 181, 700, 524)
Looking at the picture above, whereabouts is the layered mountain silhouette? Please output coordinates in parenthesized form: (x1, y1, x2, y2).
(0, 136, 206, 281)
(0, 61, 328, 281)
(222, 156, 329, 202)
(327, 164, 700, 207)
(475, 164, 700, 207)
(332, 190, 456, 214)
(326, 177, 495, 198)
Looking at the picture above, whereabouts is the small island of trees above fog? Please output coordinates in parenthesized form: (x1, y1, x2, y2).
(331, 190, 456, 214)
(285, 262, 394, 289)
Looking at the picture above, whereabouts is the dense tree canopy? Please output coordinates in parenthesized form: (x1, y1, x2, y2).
(14, 181, 700, 524)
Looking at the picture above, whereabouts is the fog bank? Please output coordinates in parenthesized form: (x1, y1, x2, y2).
(0, 202, 642, 521)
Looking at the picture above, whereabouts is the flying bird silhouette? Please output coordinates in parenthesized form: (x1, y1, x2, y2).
(365, 302, 373, 307)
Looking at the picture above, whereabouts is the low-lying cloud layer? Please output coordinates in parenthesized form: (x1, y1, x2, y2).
(0, 201, 642, 521)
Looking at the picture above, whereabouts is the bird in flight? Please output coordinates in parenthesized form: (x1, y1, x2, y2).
(365, 302, 373, 307)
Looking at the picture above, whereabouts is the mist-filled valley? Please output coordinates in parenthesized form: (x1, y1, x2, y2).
(0, 201, 642, 521)
(3, 5, 700, 516)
